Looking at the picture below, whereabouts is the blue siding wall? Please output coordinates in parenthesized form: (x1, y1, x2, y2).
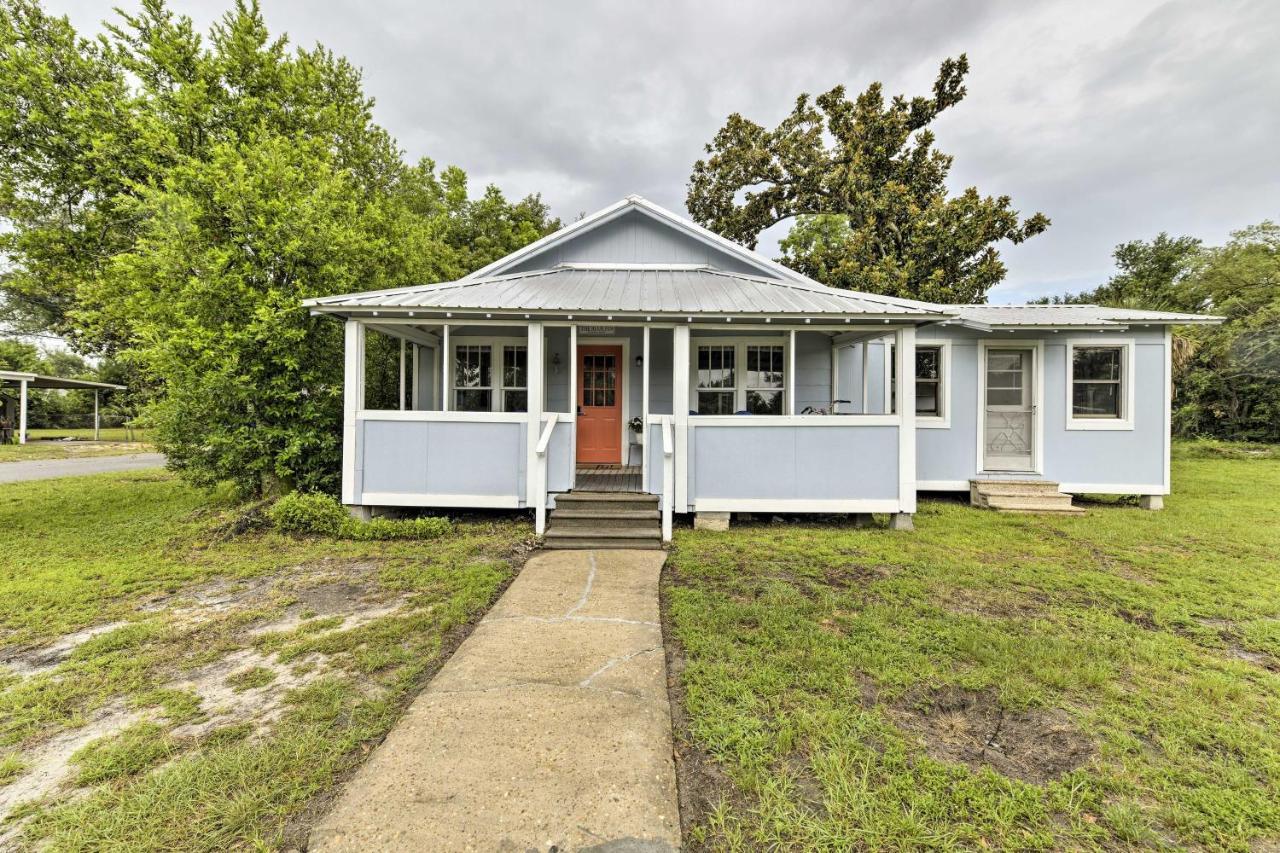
(359, 419, 525, 501)
(505, 209, 764, 276)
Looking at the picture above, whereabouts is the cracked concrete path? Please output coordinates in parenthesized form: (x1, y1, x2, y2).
(309, 549, 680, 853)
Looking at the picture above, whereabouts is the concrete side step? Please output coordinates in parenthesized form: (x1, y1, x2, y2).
(976, 482, 1065, 497)
(985, 495, 1084, 514)
(972, 478, 1058, 487)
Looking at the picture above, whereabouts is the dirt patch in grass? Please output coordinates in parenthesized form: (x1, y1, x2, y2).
(941, 587, 1047, 620)
(661, 563, 754, 848)
(892, 686, 1095, 785)
(0, 622, 130, 677)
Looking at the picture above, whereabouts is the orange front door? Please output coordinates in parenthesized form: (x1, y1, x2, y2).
(577, 345, 623, 464)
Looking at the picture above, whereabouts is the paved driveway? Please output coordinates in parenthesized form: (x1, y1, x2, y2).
(310, 549, 680, 852)
(0, 453, 166, 483)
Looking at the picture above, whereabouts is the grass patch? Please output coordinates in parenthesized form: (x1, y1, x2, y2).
(0, 470, 531, 848)
(667, 441, 1280, 850)
(0, 752, 27, 785)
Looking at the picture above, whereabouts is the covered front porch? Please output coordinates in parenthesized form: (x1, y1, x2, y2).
(337, 316, 924, 541)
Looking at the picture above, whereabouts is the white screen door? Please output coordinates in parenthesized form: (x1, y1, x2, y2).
(983, 348, 1035, 471)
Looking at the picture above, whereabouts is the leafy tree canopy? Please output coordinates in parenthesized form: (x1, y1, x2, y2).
(0, 0, 558, 491)
(687, 56, 1049, 303)
(1046, 224, 1280, 442)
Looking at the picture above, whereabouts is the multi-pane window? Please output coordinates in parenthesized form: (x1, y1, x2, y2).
(453, 345, 492, 411)
(1072, 346, 1123, 418)
(502, 346, 528, 412)
(453, 343, 527, 412)
(745, 345, 784, 415)
(581, 353, 617, 409)
(916, 346, 942, 417)
(696, 345, 736, 414)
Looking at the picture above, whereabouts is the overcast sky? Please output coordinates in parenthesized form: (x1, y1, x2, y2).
(48, 0, 1280, 303)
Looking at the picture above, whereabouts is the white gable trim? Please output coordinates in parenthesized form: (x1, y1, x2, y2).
(464, 195, 812, 285)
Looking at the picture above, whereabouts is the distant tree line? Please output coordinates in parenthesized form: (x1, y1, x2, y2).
(1035, 225, 1280, 442)
(0, 0, 558, 491)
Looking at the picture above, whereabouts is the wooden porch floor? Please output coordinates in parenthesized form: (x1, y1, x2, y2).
(574, 465, 642, 493)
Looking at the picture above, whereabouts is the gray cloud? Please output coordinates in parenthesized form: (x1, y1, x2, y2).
(48, 0, 1280, 302)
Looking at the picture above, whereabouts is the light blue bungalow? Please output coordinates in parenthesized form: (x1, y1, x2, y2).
(303, 196, 1220, 546)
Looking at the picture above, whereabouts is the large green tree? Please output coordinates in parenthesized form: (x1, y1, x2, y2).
(0, 0, 558, 492)
(1045, 226, 1280, 442)
(687, 56, 1049, 303)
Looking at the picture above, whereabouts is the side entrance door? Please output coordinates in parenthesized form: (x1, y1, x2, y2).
(982, 347, 1037, 472)
(576, 345, 623, 464)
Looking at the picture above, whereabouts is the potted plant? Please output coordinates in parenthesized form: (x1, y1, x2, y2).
(627, 416, 644, 444)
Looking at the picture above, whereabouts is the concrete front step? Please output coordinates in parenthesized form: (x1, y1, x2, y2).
(556, 491, 659, 505)
(983, 493, 1082, 513)
(543, 538, 663, 550)
(970, 478, 1083, 515)
(546, 526, 660, 541)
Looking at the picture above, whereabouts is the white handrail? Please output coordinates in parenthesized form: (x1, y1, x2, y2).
(660, 415, 674, 542)
(536, 417, 557, 455)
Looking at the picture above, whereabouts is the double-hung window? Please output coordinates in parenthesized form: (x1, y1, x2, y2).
(453, 345, 492, 412)
(693, 340, 788, 414)
(744, 345, 785, 414)
(453, 341, 528, 412)
(1066, 340, 1133, 430)
(695, 345, 736, 414)
(886, 342, 948, 423)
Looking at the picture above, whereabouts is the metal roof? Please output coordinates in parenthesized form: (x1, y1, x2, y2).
(946, 304, 1224, 328)
(0, 370, 125, 391)
(306, 265, 944, 318)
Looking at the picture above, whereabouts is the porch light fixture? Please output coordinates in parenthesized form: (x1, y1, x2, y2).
(551, 353, 562, 373)
(635, 355, 643, 368)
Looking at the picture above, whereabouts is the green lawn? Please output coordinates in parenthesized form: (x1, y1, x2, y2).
(666, 441, 1280, 851)
(0, 472, 531, 850)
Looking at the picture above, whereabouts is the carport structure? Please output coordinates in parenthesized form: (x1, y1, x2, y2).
(0, 370, 125, 444)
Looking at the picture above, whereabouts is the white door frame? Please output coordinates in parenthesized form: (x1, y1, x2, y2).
(976, 339, 1044, 475)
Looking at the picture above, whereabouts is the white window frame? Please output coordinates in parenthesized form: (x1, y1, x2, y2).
(1065, 338, 1134, 431)
(689, 336, 790, 415)
(451, 337, 530, 413)
(886, 340, 950, 427)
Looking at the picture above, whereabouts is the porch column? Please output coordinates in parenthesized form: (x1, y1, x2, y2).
(93, 390, 100, 440)
(341, 319, 366, 507)
(861, 341, 869, 413)
(787, 329, 797, 415)
(526, 321, 545, 510)
(672, 325, 690, 512)
(398, 339, 406, 411)
(410, 344, 420, 410)
(18, 379, 28, 444)
(568, 324, 578, 490)
(897, 325, 917, 516)
(641, 326, 650, 487)
(440, 324, 450, 412)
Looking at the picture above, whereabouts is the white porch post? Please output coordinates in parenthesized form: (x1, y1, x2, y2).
(93, 390, 100, 440)
(641, 325, 650, 487)
(787, 329, 797, 415)
(410, 344, 419, 410)
(672, 325, 690, 512)
(341, 319, 366, 507)
(18, 379, 28, 445)
(440, 324, 450, 412)
(861, 341, 869, 413)
(569, 324, 578, 490)
(526, 321, 545, 522)
(897, 325, 917, 517)
(398, 339, 406, 411)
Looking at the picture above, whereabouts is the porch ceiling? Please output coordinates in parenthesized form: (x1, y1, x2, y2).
(305, 266, 948, 321)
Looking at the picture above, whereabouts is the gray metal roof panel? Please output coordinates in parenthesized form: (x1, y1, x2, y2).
(306, 267, 943, 316)
(947, 304, 1224, 326)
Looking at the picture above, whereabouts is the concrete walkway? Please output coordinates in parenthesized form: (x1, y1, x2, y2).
(310, 549, 680, 852)
(0, 453, 166, 483)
